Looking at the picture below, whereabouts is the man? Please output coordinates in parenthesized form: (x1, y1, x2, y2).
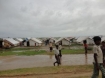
(91, 36, 105, 78)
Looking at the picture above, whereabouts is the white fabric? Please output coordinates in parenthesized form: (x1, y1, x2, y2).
(93, 45, 103, 63)
(59, 45, 62, 50)
(3, 38, 19, 45)
(31, 38, 42, 43)
(53, 48, 59, 55)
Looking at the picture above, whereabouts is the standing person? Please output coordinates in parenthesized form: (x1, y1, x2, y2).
(53, 45, 60, 66)
(91, 36, 105, 78)
(101, 41, 105, 65)
(49, 42, 53, 52)
(83, 40, 88, 55)
(59, 43, 62, 64)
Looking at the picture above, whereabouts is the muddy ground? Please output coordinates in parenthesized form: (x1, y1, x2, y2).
(0, 54, 93, 71)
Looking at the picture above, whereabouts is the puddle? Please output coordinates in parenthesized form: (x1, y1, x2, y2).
(0, 54, 93, 71)
(13, 51, 25, 52)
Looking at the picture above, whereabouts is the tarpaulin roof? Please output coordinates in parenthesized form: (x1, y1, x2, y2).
(31, 38, 42, 44)
(4, 38, 19, 45)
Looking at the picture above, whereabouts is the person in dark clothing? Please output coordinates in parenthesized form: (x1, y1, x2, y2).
(83, 40, 88, 55)
(101, 41, 105, 66)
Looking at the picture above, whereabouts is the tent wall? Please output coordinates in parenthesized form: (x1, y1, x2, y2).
(77, 38, 94, 44)
(62, 39, 70, 45)
(0, 41, 3, 48)
(24, 40, 42, 47)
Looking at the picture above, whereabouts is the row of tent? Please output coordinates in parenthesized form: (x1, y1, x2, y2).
(0, 38, 43, 48)
(0, 36, 105, 48)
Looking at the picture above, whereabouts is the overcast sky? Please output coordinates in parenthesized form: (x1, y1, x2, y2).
(0, 0, 105, 38)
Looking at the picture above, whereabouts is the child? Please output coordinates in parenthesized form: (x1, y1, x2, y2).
(59, 43, 62, 57)
(101, 41, 105, 65)
(83, 40, 88, 55)
(53, 45, 60, 66)
(49, 42, 53, 52)
(59, 43, 62, 64)
(91, 36, 105, 78)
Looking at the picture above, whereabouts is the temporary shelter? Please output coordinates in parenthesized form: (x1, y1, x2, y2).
(55, 38, 70, 46)
(0, 38, 3, 48)
(101, 36, 105, 42)
(76, 37, 94, 44)
(14, 38, 23, 42)
(24, 38, 42, 47)
(3, 38, 19, 46)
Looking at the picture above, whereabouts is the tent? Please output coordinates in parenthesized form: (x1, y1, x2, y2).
(24, 38, 42, 47)
(76, 37, 94, 44)
(14, 38, 23, 42)
(49, 38, 56, 43)
(55, 38, 70, 46)
(102, 36, 105, 41)
(0, 38, 3, 48)
(3, 38, 19, 46)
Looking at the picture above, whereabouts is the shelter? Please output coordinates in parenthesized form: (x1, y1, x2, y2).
(24, 38, 42, 47)
(102, 36, 105, 41)
(3, 38, 19, 47)
(55, 38, 70, 46)
(0, 38, 3, 48)
(76, 37, 94, 44)
(14, 38, 23, 42)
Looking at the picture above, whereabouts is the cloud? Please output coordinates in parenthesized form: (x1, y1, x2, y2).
(0, 0, 105, 37)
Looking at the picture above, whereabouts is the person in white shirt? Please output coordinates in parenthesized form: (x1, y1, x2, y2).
(58, 43, 62, 65)
(53, 45, 60, 66)
(59, 43, 62, 57)
(91, 36, 105, 78)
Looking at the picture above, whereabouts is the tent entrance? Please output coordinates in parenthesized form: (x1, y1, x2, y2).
(0, 41, 3, 48)
(27, 41, 30, 46)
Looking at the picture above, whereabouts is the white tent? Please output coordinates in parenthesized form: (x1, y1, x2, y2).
(15, 38, 23, 42)
(55, 38, 70, 46)
(102, 36, 105, 41)
(49, 38, 56, 43)
(3, 38, 19, 46)
(24, 38, 42, 46)
(76, 37, 94, 44)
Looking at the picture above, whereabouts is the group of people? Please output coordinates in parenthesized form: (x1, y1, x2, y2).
(91, 36, 105, 78)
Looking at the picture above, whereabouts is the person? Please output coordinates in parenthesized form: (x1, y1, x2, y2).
(49, 42, 53, 52)
(91, 36, 105, 78)
(53, 45, 60, 66)
(83, 40, 88, 55)
(101, 41, 105, 66)
(59, 43, 62, 64)
(59, 43, 62, 57)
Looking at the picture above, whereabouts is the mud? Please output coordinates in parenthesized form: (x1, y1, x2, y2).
(0, 54, 93, 71)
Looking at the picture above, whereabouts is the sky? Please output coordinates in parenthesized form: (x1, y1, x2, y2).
(0, 0, 105, 38)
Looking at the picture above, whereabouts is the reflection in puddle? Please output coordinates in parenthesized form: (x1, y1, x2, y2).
(13, 51, 25, 52)
(0, 54, 93, 71)
(49, 54, 53, 59)
(85, 54, 88, 65)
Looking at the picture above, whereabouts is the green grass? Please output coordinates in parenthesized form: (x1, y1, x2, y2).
(0, 50, 47, 56)
(0, 65, 93, 76)
(0, 47, 92, 56)
(62, 49, 92, 54)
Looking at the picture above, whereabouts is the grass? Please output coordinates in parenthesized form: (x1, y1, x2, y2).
(0, 65, 101, 78)
(62, 49, 84, 54)
(0, 48, 92, 56)
(0, 50, 47, 56)
(0, 65, 93, 76)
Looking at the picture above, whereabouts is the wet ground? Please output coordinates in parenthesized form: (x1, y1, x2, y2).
(0, 54, 93, 71)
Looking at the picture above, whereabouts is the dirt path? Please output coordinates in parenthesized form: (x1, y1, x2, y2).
(0, 72, 92, 78)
